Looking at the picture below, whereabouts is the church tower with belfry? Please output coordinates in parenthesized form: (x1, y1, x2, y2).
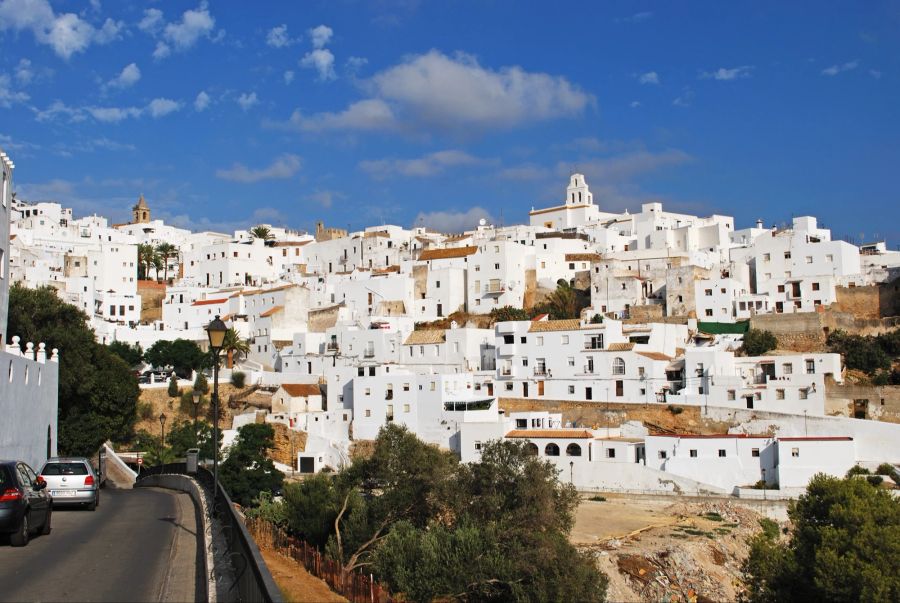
(132, 194, 150, 224)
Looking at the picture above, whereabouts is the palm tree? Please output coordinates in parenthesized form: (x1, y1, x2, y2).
(151, 253, 164, 282)
(137, 243, 158, 281)
(155, 242, 177, 282)
(249, 225, 273, 241)
(546, 279, 581, 319)
(222, 327, 250, 368)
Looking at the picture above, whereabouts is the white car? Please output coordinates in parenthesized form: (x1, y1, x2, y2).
(38, 457, 100, 511)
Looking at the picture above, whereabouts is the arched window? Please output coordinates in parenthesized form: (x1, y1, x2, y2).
(525, 443, 539, 456)
(613, 357, 626, 375)
(545, 443, 560, 456)
(566, 443, 582, 457)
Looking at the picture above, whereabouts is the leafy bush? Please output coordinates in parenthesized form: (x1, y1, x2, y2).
(167, 375, 180, 397)
(193, 371, 210, 395)
(876, 463, 898, 476)
(846, 465, 871, 477)
(827, 330, 892, 374)
(230, 371, 246, 388)
(489, 305, 530, 322)
(867, 475, 884, 487)
(742, 329, 778, 356)
(758, 518, 780, 540)
(667, 404, 684, 415)
(588, 495, 606, 502)
(590, 313, 604, 324)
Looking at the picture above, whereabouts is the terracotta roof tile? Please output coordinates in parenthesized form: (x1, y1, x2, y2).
(259, 305, 284, 318)
(564, 253, 602, 262)
(636, 351, 672, 361)
(191, 298, 228, 306)
(506, 429, 593, 439)
(606, 342, 635, 351)
(280, 383, 321, 397)
(528, 319, 581, 332)
(419, 245, 478, 261)
(403, 330, 447, 345)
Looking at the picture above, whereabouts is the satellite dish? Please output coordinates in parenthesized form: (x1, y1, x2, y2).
(479, 218, 487, 226)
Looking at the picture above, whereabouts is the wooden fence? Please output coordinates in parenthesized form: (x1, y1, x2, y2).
(245, 517, 392, 603)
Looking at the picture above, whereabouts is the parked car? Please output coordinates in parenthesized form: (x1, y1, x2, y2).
(0, 460, 52, 546)
(38, 457, 100, 511)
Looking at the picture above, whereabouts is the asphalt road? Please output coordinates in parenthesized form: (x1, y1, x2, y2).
(0, 487, 201, 603)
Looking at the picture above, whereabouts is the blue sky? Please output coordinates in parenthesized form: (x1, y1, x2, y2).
(1, 1, 898, 243)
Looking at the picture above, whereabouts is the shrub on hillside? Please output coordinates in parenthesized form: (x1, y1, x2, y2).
(230, 371, 246, 388)
(742, 329, 778, 356)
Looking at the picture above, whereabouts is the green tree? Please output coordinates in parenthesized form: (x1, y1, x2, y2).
(144, 339, 206, 379)
(219, 423, 284, 506)
(249, 225, 274, 240)
(743, 329, 779, 356)
(230, 371, 246, 388)
(742, 474, 900, 602)
(155, 242, 177, 282)
(538, 279, 588, 320)
(282, 473, 342, 548)
(222, 327, 250, 368)
(137, 243, 159, 281)
(167, 375, 180, 397)
(107, 341, 143, 366)
(165, 419, 221, 460)
(194, 371, 210, 394)
(8, 285, 139, 456)
(827, 330, 892, 374)
(489, 306, 530, 323)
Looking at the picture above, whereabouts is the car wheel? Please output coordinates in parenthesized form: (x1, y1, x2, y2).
(86, 497, 96, 512)
(10, 513, 29, 547)
(41, 508, 52, 535)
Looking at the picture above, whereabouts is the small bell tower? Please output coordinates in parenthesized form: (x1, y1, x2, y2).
(132, 194, 150, 224)
(565, 173, 593, 206)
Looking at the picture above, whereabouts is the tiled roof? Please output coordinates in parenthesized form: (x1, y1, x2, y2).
(280, 383, 321, 397)
(259, 305, 284, 318)
(419, 246, 478, 261)
(636, 351, 672, 361)
(528, 319, 581, 332)
(564, 253, 602, 262)
(606, 342, 636, 351)
(191, 298, 228, 306)
(650, 433, 771, 439)
(373, 265, 400, 274)
(403, 330, 447, 345)
(506, 429, 594, 439)
(778, 436, 852, 442)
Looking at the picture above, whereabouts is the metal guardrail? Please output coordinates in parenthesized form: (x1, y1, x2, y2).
(137, 463, 283, 603)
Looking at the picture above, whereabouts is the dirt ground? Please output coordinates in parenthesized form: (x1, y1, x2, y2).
(134, 383, 272, 434)
(573, 494, 778, 602)
(258, 545, 347, 603)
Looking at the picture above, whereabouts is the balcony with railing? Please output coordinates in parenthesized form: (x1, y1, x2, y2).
(325, 342, 339, 353)
(363, 347, 375, 358)
(533, 367, 548, 377)
(484, 282, 506, 295)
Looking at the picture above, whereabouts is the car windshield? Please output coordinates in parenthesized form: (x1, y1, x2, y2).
(41, 462, 89, 476)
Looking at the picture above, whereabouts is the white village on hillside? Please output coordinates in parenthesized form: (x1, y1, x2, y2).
(2, 143, 900, 497)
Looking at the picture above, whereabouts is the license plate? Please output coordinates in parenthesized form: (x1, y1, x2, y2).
(52, 490, 77, 497)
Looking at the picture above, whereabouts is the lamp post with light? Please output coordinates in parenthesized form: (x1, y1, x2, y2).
(206, 315, 227, 492)
(158, 412, 167, 464)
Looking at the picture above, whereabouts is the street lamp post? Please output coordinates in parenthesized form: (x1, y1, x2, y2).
(192, 391, 201, 448)
(159, 412, 167, 454)
(206, 315, 228, 494)
(569, 460, 574, 484)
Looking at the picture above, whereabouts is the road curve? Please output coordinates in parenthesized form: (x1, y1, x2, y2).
(0, 487, 201, 603)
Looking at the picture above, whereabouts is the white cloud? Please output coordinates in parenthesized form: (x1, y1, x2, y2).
(236, 92, 258, 111)
(497, 164, 551, 181)
(87, 105, 142, 123)
(637, 71, 659, 85)
(266, 24, 297, 48)
(215, 154, 302, 183)
(309, 24, 333, 49)
(559, 149, 692, 183)
(630, 100, 641, 108)
(34, 100, 82, 122)
(700, 65, 753, 81)
(869, 69, 882, 79)
(194, 91, 210, 111)
(14, 58, 32, 84)
(822, 61, 858, 76)
(106, 62, 141, 89)
(306, 189, 342, 208)
(142, 2, 215, 60)
(360, 150, 486, 179)
(148, 98, 181, 118)
(673, 88, 694, 107)
(345, 56, 368, 76)
(0, 73, 29, 108)
(278, 99, 397, 132)
(301, 48, 336, 81)
(283, 70, 295, 84)
(138, 8, 164, 34)
(618, 11, 653, 23)
(413, 207, 494, 233)
(0, 0, 121, 59)
(369, 50, 593, 130)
